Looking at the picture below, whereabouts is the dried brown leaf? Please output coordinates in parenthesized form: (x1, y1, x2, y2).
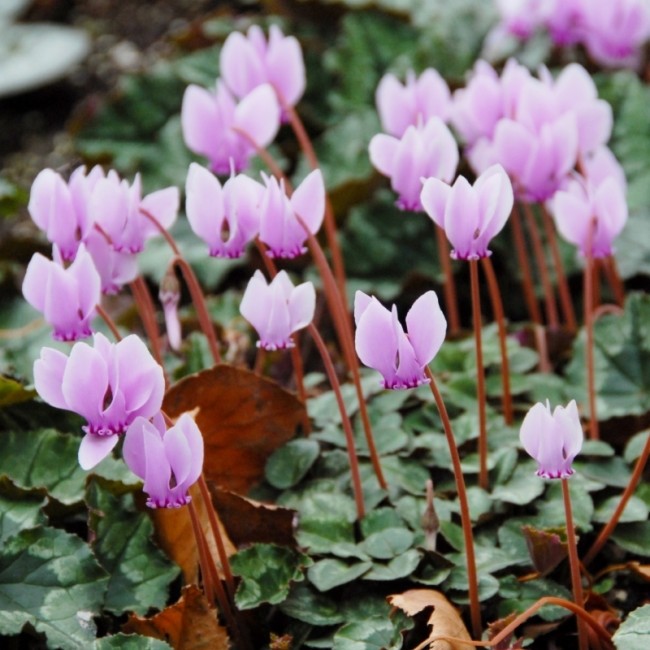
(388, 589, 471, 649)
(123, 584, 230, 650)
(163, 365, 306, 494)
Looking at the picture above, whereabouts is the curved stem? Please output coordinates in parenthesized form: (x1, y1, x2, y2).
(434, 225, 461, 335)
(511, 204, 542, 324)
(96, 305, 122, 341)
(562, 479, 588, 650)
(481, 258, 513, 425)
(187, 499, 216, 605)
(584, 222, 598, 441)
(470, 260, 489, 490)
(231, 126, 288, 183)
(522, 202, 559, 329)
(298, 220, 387, 490)
(308, 323, 365, 519)
(541, 203, 577, 332)
(584, 431, 650, 565)
(425, 368, 481, 639)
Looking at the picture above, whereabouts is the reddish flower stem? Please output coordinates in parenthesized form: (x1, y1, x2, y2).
(511, 204, 542, 324)
(139, 208, 221, 365)
(187, 499, 216, 605)
(231, 126, 288, 182)
(561, 479, 588, 650)
(605, 255, 626, 307)
(434, 224, 461, 335)
(584, 221, 599, 441)
(425, 368, 481, 639)
(299, 221, 387, 490)
(308, 323, 365, 519)
(470, 259, 489, 490)
(481, 258, 513, 425)
(541, 204, 577, 333)
(96, 304, 122, 342)
(522, 201, 559, 329)
(584, 431, 650, 565)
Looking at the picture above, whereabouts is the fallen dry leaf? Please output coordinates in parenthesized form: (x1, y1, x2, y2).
(152, 483, 236, 584)
(164, 365, 306, 494)
(123, 584, 230, 650)
(210, 485, 297, 548)
(388, 589, 471, 650)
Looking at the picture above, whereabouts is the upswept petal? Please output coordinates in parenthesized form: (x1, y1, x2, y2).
(519, 401, 548, 460)
(78, 432, 119, 470)
(445, 176, 479, 259)
(22, 253, 51, 312)
(240, 271, 274, 337)
(552, 188, 591, 252)
(220, 31, 265, 98)
(422, 117, 459, 183)
(417, 68, 451, 123)
(266, 31, 305, 106)
(420, 177, 451, 229)
(353, 290, 374, 325)
(122, 416, 152, 480)
(233, 84, 280, 148)
(143, 425, 173, 506)
(376, 73, 412, 137)
(291, 169, 325, 234)
(42, 261, 83, 339)
(405, 290, 447, 366)
(369, 134, 398, 177)
(71, 245, 101, 318)
(33, 347, 69, 410)
(185, 163, 225, 248)
(554, 400, 583, 465)
(141, 186, 179, 234)
(394, 308, 424, 388)
(181, 85, 219, 160)
(164, 421, 194, 487)
(288, 281, 316, 332)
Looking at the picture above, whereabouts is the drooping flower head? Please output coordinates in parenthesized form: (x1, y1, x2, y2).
(354, 290, 446, 389)
(181, 81, 280, 175)
(258, 169, 325, 258)
(520, 400, 583, 479)
(123, 413, 204, 509)
(22, 244, 100, 341)
(375, 69, 451, 138)
(369, 117, 459, 212)
(185, 162, 263, 258)
(240, 270, 315, 350)
(33, 333, 165, 469)
(220, 24, 306, 110)
(421, 164, 514, 260)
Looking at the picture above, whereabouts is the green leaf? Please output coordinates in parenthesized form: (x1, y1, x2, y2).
(279, 583, 346, 626)
(624, 430, 650, 463)
(231, 544, 312, 609)
(613, 604, 650, 650)
(566, 293, 650, 419)
(92, 634, 173, 649)
(361, 528, 415, 560)
(536, 480, 594, 532)
(612, 522, 650, 557)
(446, 567, 500, 603)
(332, 616, 404, 650)
(362, 549, 422, 581)
(594, 495, 648, 524)
(0, 527, 108, 649)
(87, 480, 180, 615)
(308, 559, 373, 592)
(574, 457, 632, 489)
(0, 490, 46, 544)
(265, 439, 320, 489)
(498, 575, 573, 622)
(491, 461, 546, 505)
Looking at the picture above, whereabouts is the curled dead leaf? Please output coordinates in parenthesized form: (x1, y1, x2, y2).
(388, 589, 471, 650)
(123, 584, 230, 650)
(163, 365, 306, 494)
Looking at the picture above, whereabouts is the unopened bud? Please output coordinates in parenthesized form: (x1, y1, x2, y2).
(159, 267, 181, 351)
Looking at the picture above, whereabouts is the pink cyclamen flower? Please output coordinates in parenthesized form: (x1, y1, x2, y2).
(28, 166, 104, 261)
(33, 333, 165, 470)
(123, 413, 204, 508)
(520, 400, 583, 478)
(88, 170, 178, 254)
(369, 117, 459, 211)
(181, 81, 280, 175)
(84, 228, 139, 295)
(185, 162, 263, 258)
(354, 290, 446, 389)
(258, 169, 325, 258)
(421, 164, 514, 260)
(240, 270, 315, 350)
(220, 24, 306, 109)
(551, 174, 628, 259)
(22, 244, 100, 341)
(376, 69, 451, 137)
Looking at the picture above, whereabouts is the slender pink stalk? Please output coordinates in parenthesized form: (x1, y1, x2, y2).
(231, 125, 288, 183)
(584, 219, 599, 440)
(96, 304, 122, 341)
(425, 367, 481, 639)
(522, 201, 559, 329)
(561, 479, 588, 650)
(541, 203, 577, 333)
(434, 224, 461, 335)
(308, 323, 365, 519)
(605, 255, 626, 307)
(584, 431, 650, 565)
(481, 258, 513, 425)
(470, 259, 489, 490)
(187, 499, 216, 605)
(511, 204, 542, 324)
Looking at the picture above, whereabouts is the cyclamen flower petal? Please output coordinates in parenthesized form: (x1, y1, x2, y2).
(185, 163, 263, 258)
(520, 400, 583, 479)
(22, 244, 100, 341)
(33, 333, 165, 469)
(354, 290, 446, 389)
(240, 270, 315, 350)
(376, 69, 451, 137)
(123, 414, 204, 508)
(369, 117, 459, 212)
(258, 169, 325, 258)
(221, 24, 306, 108)
(181, 81, 280, 175)
(421, 164, 514, 260)
(84, 229, 139, 295)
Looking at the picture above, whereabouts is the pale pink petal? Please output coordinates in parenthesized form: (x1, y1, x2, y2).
(355, 298, 398, 385)
(353, 291, 373, 325)
(185, 163, 225, 249)
(552, 189, 591, 251)
(420, 177, 451, 229)
(368, 134, 398, 177)
(291, 169, 325, 234)
(288, 281, 316, 332)
(233, 84, 280, 149)
(240, 271, 273, 338)
(405, 291, 447, 366)
(376, 73, 412, 137)
(181, 85, 219, 160)
(519, 401, 548, 460)
(141, 186, 179, 234)
(266, 31, 306, 106)
(33, 348, 68, 410)
(22, 253, 51, 312)
(445, 176, 479, 259)
(220, 31, 266, 98)
(78, 432, 119, 471)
